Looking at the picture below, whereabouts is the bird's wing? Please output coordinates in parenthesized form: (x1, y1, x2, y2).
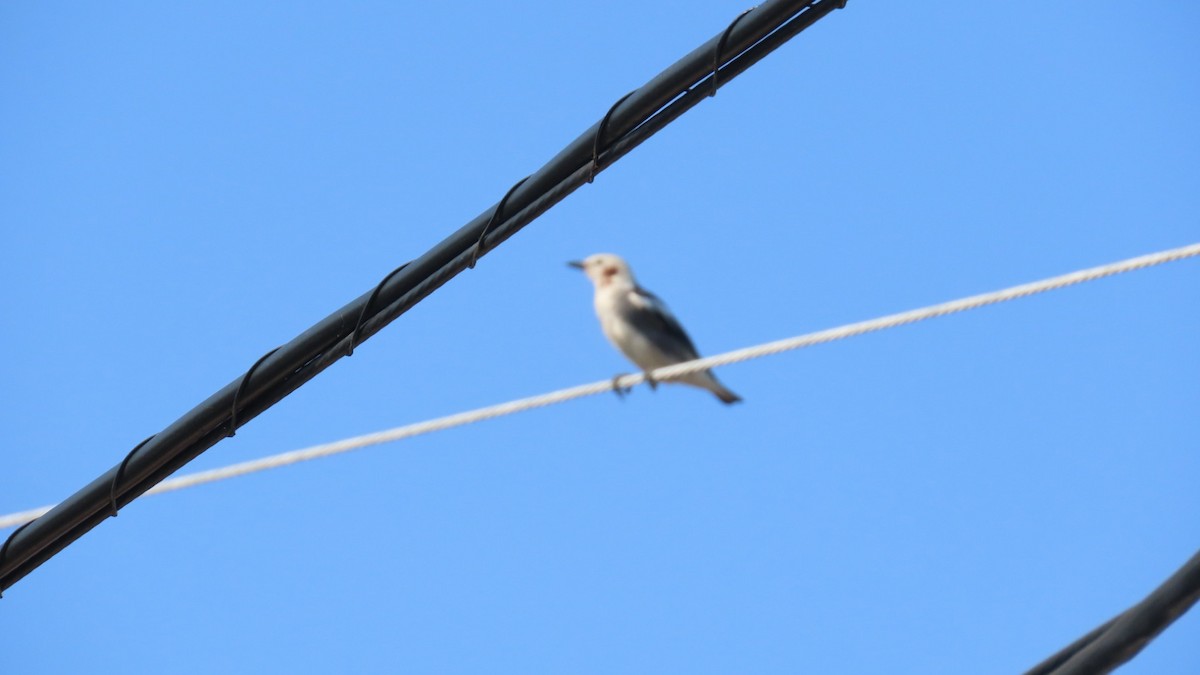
(626, 286, 701, 362)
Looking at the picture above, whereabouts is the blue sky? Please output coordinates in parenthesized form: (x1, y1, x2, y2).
(2, 2, 1197, 673)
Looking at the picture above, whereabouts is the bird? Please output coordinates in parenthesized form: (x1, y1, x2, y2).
(569, 253, 742, 405)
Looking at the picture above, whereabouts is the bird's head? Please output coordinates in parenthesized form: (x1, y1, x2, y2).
(568, 253, 635, 289)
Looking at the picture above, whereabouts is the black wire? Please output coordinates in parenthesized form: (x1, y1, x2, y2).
(342, 2, 849, 351)
(1024, 548, 1200, 675)
(0, 0, 849, 594)
(711, 8, 754, 96)
(229, 349, 280, 437)
(590, 91, 636, 183)
(469, 177, 530, 269)
(109, 435, 158, 517)
(348, 263, 411, 356)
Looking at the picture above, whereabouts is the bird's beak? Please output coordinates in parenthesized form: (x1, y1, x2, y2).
(567, 260, 585, 270)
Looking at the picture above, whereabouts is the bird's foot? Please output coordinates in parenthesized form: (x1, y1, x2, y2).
(611, 373, 634, 399)
(643, 372, 658, 391)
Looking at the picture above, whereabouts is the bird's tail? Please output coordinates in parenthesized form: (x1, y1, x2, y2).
(687, 371, 742, 405)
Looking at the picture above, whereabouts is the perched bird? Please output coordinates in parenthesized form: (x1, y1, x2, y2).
(569, 253, 742, 405)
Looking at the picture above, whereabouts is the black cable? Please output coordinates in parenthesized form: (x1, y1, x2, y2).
(334, 1, 847, 355)
(0, 0, 849, 593)
(1024, 548, 1200, 675)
